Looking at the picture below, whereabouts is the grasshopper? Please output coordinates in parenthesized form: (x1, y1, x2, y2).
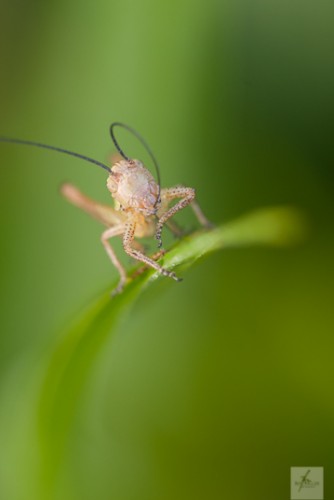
(0, 123, 211, 294)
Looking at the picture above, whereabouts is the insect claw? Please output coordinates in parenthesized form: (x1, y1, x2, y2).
(111, 287, 122, 297)
(204, 220, 215, 229)
(169, 271, 182, 282)
(111, 280, 126, 296)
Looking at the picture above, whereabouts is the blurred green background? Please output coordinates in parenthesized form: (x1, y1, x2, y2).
(0, 1, 333, 499)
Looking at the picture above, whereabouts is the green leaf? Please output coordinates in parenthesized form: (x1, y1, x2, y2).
(37, 205, 306, 492)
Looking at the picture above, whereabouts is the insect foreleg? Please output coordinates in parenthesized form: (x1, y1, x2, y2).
(155, 187, 195, 248)
(123, 221, 181, 282)
(156, 186, 212, 247)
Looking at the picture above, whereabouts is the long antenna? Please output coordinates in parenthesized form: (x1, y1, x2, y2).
(110, 122, 161, 203)
(0, 136, 111, 173)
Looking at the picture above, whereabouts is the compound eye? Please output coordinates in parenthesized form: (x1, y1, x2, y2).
(107, 175, 117, 193)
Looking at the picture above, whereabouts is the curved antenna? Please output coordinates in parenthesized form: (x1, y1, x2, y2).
(110, 122, 161, 203)
(0, 136, 111, 173)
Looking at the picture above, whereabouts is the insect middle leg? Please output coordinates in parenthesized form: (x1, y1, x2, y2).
(101, 225, 128, 295)
(123, 221, 181, 282)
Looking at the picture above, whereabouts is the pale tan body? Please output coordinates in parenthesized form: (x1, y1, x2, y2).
(61, 158, 211, 294)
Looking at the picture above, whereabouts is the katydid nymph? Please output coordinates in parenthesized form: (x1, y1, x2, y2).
(0, 123, 211, 295)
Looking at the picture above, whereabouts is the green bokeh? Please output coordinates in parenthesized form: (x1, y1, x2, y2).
(0, 1, 333, 499)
